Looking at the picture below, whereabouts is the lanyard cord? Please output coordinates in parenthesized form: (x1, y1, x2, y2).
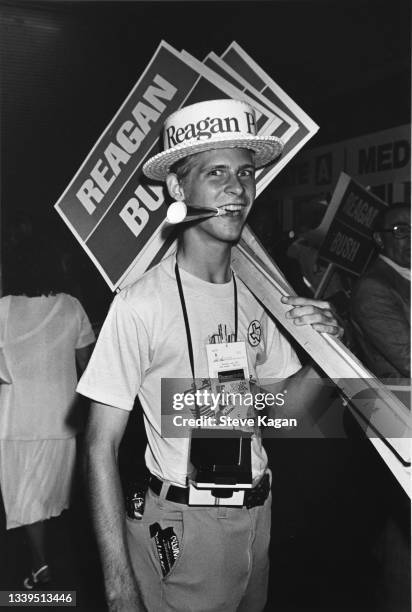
(233, 273, 238, 342)
(174, 261, 238, 383)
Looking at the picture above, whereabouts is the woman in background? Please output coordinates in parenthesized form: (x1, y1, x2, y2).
(0, 237, 95, 588)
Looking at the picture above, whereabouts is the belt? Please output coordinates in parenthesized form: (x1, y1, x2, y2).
(149, 473, 270, 509)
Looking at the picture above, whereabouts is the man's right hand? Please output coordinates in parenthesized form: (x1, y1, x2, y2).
(107, 586, 148, 612)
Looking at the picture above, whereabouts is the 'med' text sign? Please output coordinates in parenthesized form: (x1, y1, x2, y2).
(319, 172, 388, 275)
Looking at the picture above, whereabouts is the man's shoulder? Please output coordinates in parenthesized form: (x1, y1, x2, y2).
(355, 257, 406, 293)
(351, 257, 410, 316)
(353, 258, 389, 291)
(116, 255, 175, 309)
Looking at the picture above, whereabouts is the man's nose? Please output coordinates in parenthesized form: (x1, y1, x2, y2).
(224, 172, 244, 195)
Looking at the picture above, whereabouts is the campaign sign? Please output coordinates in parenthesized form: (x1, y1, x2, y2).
(55, 40, 318, 291)
(54, 41, 201, 290)
(220, 42, 319, 192)
(204, 52, 299, 149)
(319, 172, 388, 275)
(203, 52, 300, 193)
(179, 50, 280, 139)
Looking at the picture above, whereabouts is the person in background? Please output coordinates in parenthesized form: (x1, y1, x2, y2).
(350, 202, 410, 378)
(285, 200, 353, 330)
(286, 199, 327, 294)
(0, 237, 95, 589)
(350, 202, 410, 612)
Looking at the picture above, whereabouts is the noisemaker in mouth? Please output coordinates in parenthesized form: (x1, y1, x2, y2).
(166, 202, 220, 224)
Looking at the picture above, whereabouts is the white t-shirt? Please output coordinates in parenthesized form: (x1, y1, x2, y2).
(379, 254, 411, 281)
(0, 293, 95, 440)
(78, 255, 301, 486)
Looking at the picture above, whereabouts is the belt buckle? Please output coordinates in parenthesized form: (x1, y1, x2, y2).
(188, 483, 245, 506)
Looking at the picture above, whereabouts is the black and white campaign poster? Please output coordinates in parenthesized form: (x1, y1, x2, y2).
(1, 2, 410, 612)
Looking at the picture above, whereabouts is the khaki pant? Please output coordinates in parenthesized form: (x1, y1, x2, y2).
(126, 484, 271, 612)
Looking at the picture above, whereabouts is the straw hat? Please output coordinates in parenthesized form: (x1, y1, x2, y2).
(142, 99, 283, 181)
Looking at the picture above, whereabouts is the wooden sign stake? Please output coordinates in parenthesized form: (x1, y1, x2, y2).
(233, 227, 410, 496)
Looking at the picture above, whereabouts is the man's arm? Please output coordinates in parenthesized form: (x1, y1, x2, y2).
(261, 295, 343, 425)
(351, 279, 410, 376)
(260, 364, 339, 433)
(84, 402, 147, 612)
(75, 344, 94, 374)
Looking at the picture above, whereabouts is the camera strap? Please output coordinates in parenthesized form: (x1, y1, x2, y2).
(174, 260, 238, 384)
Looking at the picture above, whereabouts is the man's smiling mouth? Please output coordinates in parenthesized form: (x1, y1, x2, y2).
(218, 204, 245, 216)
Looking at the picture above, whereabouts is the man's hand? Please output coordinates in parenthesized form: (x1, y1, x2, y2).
(107, 585, 148, 612)
(281, 296, 343, 337)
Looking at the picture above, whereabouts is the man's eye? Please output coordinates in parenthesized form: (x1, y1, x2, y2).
(208, 169, 223, 177)
(239, 169, 254, 177)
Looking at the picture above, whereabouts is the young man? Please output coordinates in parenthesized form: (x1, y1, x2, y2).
(78, 99, 341, 612)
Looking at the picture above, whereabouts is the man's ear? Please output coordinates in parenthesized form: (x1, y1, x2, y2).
(166, 173, 185, 202)
(373, 231, 383, 249)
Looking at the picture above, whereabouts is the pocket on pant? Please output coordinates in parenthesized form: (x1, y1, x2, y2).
(148, 510, 185, 581)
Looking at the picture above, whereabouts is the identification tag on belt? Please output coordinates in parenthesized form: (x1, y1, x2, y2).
(206, 341, 253, 430)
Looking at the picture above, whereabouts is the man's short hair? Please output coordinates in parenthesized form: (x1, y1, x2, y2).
(169, 155, 198, 182)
